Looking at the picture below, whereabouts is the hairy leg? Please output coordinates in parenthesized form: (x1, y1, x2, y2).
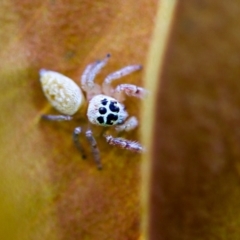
(85, 129, 102, 170)
(104, 135, 144, 153)
(103, 65, 142, 85)
(81, 54, 111, 95)
(41, 114, 73, 121)
(81, 63, 96, 91)
(102, 65, 142, 96)
(73, 127, 87, 159)
(113, 84, 148, 100)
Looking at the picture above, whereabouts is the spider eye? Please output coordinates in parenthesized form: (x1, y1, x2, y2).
(99, 107, 107, 114)
(97, 116, 104, 124)
(101, 98, 108, 105)
(106, 114, 118, 125)
(109, 101, 120, 113)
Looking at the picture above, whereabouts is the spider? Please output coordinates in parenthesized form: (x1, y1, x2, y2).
(40, 54, 147, 169)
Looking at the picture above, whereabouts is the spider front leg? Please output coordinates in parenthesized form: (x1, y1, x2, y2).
(81, 54, 111, 100)
(41, 114, 73, 121)
(102, 65, 142, 97)
(113, 84, 148, 100)
(115, 116, 138, 132)
(85, 130, 102, 170)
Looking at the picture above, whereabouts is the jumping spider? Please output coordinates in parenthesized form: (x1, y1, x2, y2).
(40, 54, 147, 169)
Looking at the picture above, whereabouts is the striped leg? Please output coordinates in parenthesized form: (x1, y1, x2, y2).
(104, 135, 144, 153)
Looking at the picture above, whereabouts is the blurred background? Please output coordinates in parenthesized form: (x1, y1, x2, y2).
(1, 0, 240, 240)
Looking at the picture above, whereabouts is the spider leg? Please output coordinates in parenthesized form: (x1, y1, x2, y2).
(81, 54, 111, 91)
(103, 65, 142, 85)
(85, 129, 102, 170)
(115, 116, 138, 132)
(73, 127, 87, 159)
(81, 63, 96, 91)
(102, 65, 142, 96)
(104, 135, 144, 153)
(41, 114, 73, 121)
(88, 54, 111, 83)
(113, 84, 148, 99)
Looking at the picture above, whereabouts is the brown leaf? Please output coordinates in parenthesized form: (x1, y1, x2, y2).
(0, 0, 157, 239)
(143, 1, 240, 239)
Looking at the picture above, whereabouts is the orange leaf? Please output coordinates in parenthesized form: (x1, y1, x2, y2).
(0, 0, 157, 239)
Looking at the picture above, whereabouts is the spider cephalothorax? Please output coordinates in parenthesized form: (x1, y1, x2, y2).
(87, 94, 128, 126)
(40, 54, 147, 169)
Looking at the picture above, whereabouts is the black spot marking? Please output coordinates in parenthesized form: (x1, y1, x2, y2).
(106, 113, 118, 125)
(99, 107, 107, 114)
(101, 98, 108, 106)
(109, 101, 120, 113)
(97, 116, 104, 124)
